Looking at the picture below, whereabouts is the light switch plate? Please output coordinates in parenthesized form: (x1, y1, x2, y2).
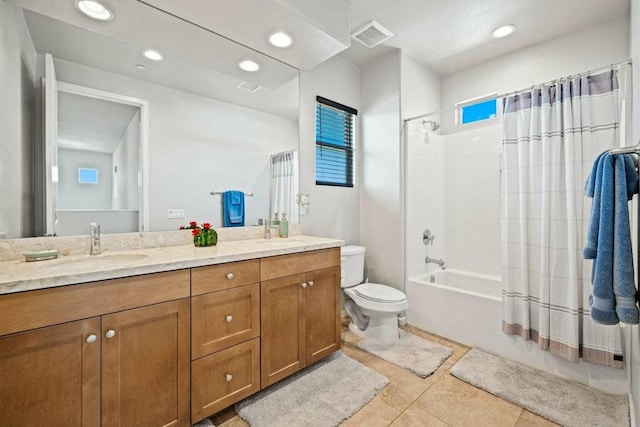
(167, 209, 185, 219)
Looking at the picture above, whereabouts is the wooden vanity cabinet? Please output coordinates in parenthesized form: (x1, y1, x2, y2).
(0, 270, 191, 427)
(260, 248, 341, 388)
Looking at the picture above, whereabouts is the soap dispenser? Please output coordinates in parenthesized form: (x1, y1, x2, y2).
(279, 213, 289, 238)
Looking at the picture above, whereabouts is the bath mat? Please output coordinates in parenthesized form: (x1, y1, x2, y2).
(235, 350, 388, 427)
(356, 330, 453, 378)
(450, 348, 630, 427)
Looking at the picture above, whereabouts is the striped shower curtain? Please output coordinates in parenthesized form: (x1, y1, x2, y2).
(501, 69, 628, 368)
(270, 150, 299, 222)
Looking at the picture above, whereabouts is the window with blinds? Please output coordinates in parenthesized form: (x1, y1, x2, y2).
(315, 96, 357, 187)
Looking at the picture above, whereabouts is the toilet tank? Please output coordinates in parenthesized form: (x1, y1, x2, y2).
(340, 245, 366, 288)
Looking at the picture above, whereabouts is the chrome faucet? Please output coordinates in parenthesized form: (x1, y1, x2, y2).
(263, 221, 278, 239)
(425, 256, 445, 269)
(90, 223, 101, 255)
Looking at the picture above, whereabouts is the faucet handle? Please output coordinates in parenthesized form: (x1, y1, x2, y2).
(423, 229, 435, 246)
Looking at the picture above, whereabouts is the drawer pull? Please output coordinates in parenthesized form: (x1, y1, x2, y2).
(226, 273, 234, 280)
(105, 329, 116, 339)
(301, 282, 307, 289)
(308, 281, 314, 287)
(86, 334, 97, 344)
(226, 315, 233, 323)
(225, 373, 233, 382)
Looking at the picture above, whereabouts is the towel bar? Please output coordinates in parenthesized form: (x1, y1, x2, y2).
(210, 191, 254, 196)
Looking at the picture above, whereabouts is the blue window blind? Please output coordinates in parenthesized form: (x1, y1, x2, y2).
(316, 96, 357, 187)
(460, 98, 497, 124)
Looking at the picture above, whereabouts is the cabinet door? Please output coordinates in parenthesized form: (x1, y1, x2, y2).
(0, 317, 101, 427)
(102, 299, 190, 427)
(260, 273, 305, 388)
(305, 266, 341, 365)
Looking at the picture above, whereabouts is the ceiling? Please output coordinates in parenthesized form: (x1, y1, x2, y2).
(339, 0, 630, 74)
(17, 0, 299, 119)
(57, 92, 139, 153)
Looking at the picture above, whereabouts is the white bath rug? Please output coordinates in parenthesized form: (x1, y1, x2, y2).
(450, 348, 630, 427)
(235, 350, 388, 427)
(356, 330, 453, 378)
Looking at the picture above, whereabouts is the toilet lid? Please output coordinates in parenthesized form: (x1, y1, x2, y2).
(353, 283, 406, 303)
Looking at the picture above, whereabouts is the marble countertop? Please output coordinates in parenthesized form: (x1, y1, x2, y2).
(0, 235, 344, 295)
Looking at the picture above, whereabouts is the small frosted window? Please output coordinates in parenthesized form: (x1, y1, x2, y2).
(78, 168, 98, 184)
(460, 99, 497, 125)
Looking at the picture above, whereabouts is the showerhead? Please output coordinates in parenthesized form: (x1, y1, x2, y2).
(422, 120, 440, 131)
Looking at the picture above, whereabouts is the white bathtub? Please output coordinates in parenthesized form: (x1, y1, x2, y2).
(407, 269, 501, 348)
(406, 268, 629, 394)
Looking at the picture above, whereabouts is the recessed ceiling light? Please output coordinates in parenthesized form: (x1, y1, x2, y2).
(136, 64, 146, 70)
(75, 0, 113, 21)
(143, 49, 163, 61)
(268, 31, 293, 48)
(491, 24, 516, 39)
(238, 60, 260, 72)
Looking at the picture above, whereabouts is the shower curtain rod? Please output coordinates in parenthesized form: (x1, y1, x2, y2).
(403, 59, 632, 124)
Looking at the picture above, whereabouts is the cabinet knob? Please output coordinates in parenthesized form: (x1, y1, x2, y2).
(105, 329, 116, 339)
(226, 273, 234, 280)
(301, 282, 307, 289)
(86, 334, 97, 344)
(226, 315, 233, 323)
(225, 373, 233, 382)
(308, 281, 314, 287)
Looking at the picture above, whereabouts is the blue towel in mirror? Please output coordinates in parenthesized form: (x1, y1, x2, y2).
(223, 190, 245, 227)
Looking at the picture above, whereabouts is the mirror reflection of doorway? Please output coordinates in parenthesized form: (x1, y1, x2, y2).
(55, 84, 145, 236)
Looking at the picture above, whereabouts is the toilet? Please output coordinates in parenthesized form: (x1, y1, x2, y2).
(341, 245, 408, 346)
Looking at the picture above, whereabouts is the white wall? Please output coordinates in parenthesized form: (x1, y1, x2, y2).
(0, 2, 36, 238)
(51, 59, 298, 231)
(58, 148, 113, 210)
(441, 16, 630, 115)
(113, 110, 140, 211)
(359, 51, 402, 287)
(401, 53, 442, 281)
(630, 0, 640, 423)
(299, 55, 361, 243)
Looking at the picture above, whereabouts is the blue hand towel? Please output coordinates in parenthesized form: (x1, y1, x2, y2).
(583, 152, 607, 259)
(613, 154, 639, 324)
(223, 190, 245, 227)
(584, 152, 639, 325)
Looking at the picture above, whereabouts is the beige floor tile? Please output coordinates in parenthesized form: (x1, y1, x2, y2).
(214, 407, 247, 427)
(416, 374, 522, 427)
(515, 410, 559, 427)
(390, 404, 450, 427)
(341, 394, 402, 427)
(341, 341, 377, 364)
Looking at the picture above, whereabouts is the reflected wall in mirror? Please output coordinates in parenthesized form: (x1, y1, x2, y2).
(0, 0, 300, 238)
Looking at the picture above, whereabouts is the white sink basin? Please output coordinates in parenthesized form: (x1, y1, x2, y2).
(40, 253, 148, 270)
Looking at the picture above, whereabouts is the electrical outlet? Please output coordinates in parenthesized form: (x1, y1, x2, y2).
(167, 209, 185, 219)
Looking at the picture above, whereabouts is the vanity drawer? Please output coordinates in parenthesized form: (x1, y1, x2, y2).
(260, 248, 340, 281)
(0, 270, 190, 337)
(192, 283, 260, 359)
(191, 338, 260, 423)
(191, 259, 260, 295)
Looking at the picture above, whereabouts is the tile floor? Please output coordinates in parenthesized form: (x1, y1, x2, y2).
(207, 323, 559, 427)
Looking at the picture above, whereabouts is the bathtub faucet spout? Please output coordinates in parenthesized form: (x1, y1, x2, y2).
(425, 256, 446, 269)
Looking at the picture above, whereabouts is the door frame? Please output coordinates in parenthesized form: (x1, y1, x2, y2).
(57, 82, 150, 232)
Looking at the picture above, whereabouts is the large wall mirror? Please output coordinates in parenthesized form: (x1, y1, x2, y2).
(1, 0, 300, 238)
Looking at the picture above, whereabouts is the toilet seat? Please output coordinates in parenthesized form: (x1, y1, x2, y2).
(353, 283, 406, 303)
(344, 283, 408, 314)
